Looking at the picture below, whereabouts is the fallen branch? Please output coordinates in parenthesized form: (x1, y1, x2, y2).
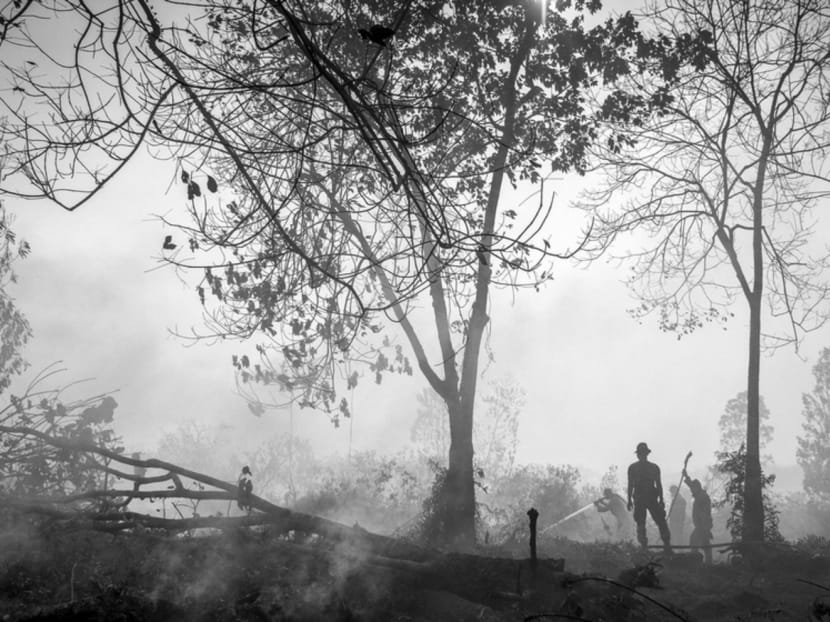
(0, 425, 434, 562)
(796, 578, 830, 593)
(36, 489, 237, 504)
(5, 499, 275, 529)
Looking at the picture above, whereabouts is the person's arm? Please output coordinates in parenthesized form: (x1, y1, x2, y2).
(655, 465, 664, 505)
(627, 465, 634, 510)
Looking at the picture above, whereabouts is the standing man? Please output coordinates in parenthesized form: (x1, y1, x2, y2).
(627, 442, 672, 553)
(595, 488, 633, 541)
(668, 484, 687, 546)
(684, 475, 713, 564)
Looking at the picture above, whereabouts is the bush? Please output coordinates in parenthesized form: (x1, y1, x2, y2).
(1, 381, 122, 504)
(293, 451, 428, 534)
(476, 463, 589, 544)
(714, 445, 782, 542)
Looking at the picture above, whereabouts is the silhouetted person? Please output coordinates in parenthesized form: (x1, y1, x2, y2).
(595, 487, 632, 540)
(668, 484, 687, 545)
(627, 442, 672, 553)
(238, 466, 253, 512)
(358, 25, 395, 47)
(684, 475, 713, 564)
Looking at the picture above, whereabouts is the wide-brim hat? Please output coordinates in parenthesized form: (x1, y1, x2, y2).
(635, 442, 651, 455)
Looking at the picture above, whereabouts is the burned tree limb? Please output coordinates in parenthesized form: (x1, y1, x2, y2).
(98, 467, 176, 487)
(0, 425, 240, 496)
(0, 424, 434, 562)
(31, 489, 239, 504)
(5, 499, 278, 530)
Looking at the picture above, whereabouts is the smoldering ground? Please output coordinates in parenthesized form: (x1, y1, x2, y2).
(4, 502, 830, 622)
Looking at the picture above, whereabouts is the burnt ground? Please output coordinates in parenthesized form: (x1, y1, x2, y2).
(1, 521, 829, 622)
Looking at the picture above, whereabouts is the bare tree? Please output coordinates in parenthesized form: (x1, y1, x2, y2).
(580, 0, 830, 543)
(0, 0, 672, 545)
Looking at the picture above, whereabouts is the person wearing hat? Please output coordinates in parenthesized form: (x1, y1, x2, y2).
(627, 442, 672, 552)
(237, 465, 254, 513)
(683, 473, 713, 563)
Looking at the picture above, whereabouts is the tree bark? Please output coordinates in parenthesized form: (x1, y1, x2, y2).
(445, 398, 476, 547)
(743, 200, 766, 543)
(744, 308, 765, 542)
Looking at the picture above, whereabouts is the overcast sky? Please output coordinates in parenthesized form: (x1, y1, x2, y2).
(6, 147, 830, 493)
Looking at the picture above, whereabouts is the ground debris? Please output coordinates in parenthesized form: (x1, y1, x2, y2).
(811, 596, 830, 621)
(12, 586, 184, 621)
(1, 525, 829, 622)
(618, 560, 662, 588)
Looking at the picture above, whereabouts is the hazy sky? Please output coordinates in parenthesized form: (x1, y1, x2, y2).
(4, 0, 830, 494)
(7, 148, 830, 493)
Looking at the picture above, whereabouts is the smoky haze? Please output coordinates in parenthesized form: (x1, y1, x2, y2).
(7, 152, 828, 501)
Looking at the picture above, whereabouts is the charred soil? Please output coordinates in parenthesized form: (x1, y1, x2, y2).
(1, 521, 829, 622)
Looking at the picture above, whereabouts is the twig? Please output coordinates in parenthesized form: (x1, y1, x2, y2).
(70, 561, 77, 603)
(797, 578, 830, 593)
(646, 542, 734, 549)
(524, 615, 592, 621)
(566, 576, 690, 622)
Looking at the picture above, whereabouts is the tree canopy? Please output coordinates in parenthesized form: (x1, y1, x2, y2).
(718, 391, 773, 462)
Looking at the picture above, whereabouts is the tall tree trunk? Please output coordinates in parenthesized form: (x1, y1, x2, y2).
(445, 397, 476, 547)
(436, 18, 536, 548)
(744, 293, 764, 542)
(744, 159, 766, 542)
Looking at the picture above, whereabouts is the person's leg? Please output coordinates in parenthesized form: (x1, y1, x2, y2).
(648, 500, 672, 552)
(633, 504, 647, 548)
(703, 533, 713, 564)
(689, 527, 701, 557)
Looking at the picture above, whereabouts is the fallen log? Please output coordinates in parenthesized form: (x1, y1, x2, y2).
(0, 424, 434, 562)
